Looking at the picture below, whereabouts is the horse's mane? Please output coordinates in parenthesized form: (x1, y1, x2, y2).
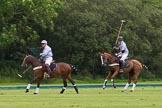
(104, 52, 114, 58)
(28, 55, 40, 62)
(103, 52, 117, 63)
(26, 55, 43, 66)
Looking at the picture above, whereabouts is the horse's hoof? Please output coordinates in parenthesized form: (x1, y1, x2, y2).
(76, 90, 79, 94)
(60, 92, 64, 94)
(103, 86, 106, 90)
(25, 89, 29, 93)
(121, 90, 125, 92)
(60, 90, 64, 94)
(33, 92, 38, 94)
(130, 90, 134, 92)
(60, 89, 65, 94)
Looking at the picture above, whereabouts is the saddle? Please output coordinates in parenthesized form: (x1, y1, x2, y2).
(43, 61, 56, 79)
(50, 63, 57, 72)
(123, 59, 130, 68)
(115, 57, 130, 68)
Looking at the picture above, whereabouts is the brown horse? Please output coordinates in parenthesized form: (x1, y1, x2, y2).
(21, 55, 79, 94)
(99, 52, 147, 92)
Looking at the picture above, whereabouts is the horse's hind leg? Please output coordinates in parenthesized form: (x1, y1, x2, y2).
(34, 78, 41, 94)
(130, 70, 141, 92)
(60, 76, 67, 94)
(121, 72, 133, 92)
(67, 76, 79, 94)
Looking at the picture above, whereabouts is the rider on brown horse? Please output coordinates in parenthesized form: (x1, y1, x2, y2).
(40, 40, 53, 78)
(113, 36, 129, 73)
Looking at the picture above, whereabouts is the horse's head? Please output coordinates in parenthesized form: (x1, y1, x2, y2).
(21, 55, 31, 68)
(21, 55, 42, 68)
(99, 52, 113, 66)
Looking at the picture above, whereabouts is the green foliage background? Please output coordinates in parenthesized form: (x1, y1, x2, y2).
(0, 0, 162, 81)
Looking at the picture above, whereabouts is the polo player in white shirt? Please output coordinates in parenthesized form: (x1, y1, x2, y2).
(117, 36, 129, 73)
(40, 40, 53, 78)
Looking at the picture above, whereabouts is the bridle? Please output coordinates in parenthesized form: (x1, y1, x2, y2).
(21, 55, 29, 67)
(21, 55, 43, 71)
(100, 53, 119, 67)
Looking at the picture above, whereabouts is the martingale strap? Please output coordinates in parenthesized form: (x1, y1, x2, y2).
(33, 66, 42, 70)
(109, 63, 119, 67)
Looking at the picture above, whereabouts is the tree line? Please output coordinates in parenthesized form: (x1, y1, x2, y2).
(0, 0, 162, 80)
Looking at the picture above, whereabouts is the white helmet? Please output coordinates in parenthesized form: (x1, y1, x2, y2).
(41, 40, 47, 44)
(118, 36, 123, 41)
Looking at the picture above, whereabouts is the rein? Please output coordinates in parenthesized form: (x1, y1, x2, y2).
(102, 53, 119, 67)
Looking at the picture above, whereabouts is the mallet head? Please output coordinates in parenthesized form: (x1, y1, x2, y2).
(17, 74, 22, 78)
(121, 20, 126, 23)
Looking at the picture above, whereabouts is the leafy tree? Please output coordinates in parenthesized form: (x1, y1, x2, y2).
(1, 0, 162, 80)
(0, 0, 62, 60)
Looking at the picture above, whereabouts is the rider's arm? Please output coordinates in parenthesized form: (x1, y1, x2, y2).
(115, 52, 122, 58)
(121, 50, 125, 53)
(120, 41, 127, 53)
(40, 48, 51, 57)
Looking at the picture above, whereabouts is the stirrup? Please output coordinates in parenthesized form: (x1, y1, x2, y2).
(46, 74, 50, 78)
(44, 72, 50, 79)
(119, 69, 124, 73)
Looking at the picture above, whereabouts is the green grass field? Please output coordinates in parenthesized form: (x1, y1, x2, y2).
(0, 86, 162, 108)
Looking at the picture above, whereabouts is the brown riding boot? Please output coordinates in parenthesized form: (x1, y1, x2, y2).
(119, 60, 124, 73)
(46, 64, 51, 78)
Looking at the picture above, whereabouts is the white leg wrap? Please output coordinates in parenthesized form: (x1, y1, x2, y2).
(26, 84, 31, 89)
(103, 85, 106, 88)
(124, 83, 129, 90)
(63, 87, 66, 89)
(35, 88, 39, 94)
(131, 83, 136, 91)
(73, 84, 76, 86)
(103, 79, 107, 88)
(111, 79, 114, 82)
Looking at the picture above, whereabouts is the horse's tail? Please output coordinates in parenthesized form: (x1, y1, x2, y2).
(70, 64, 78, 72)
(142, 63, 148, 70)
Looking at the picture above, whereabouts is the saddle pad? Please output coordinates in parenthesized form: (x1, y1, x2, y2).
(50, 63, 56, 72)
(124, 60, 130, 68)
(109, 63, 119, 66)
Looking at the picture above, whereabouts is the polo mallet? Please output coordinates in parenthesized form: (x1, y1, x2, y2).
(115, 20, 126, 44)
(17, 66, 32, 78)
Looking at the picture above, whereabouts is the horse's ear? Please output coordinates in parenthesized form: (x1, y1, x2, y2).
(25, 54, 29, 58)
(99, 50, 105, 54)
(98, 52, 104, 56)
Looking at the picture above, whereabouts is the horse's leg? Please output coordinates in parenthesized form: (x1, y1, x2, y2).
(110, 71, 120, 88)
(130, 70, 141, 92)
(26, 78, 36, 93)
(34, 78, 41, 94)
(121, 72, 133, 92)
(111, 79, 116, 88)
(67, 76, 79, 94)
(60, 76, 67, 94)
(103, 71, 113, 89)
